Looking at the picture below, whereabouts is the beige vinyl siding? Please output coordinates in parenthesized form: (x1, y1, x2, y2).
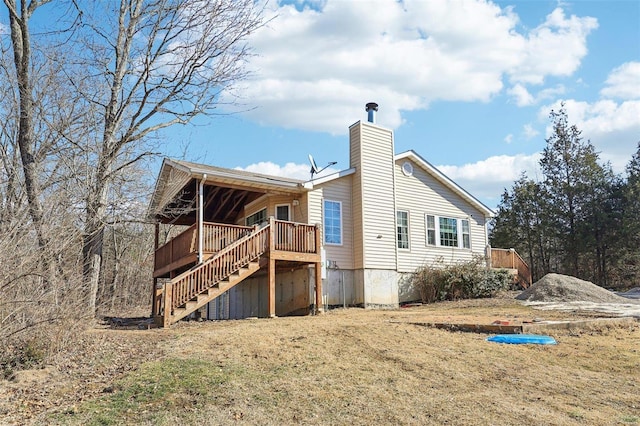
(297, 192, 310, 225)
(307, 188, 323, 226)
(355, 122, 397, 270)
(349, 123, 364, 269)
(318, 176, 354, 270)
(241, 194, 300, 224)
(394, 158, 488, 273)
(267, 195, 296, 221)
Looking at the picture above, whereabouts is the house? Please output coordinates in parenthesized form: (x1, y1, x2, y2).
(148, 103, 529, 326)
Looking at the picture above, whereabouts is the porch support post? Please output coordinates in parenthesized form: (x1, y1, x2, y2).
(268, 217, 276, 317)
(268, 257, 276, 318)
(314, 223, 323, 314)
(151, 223, 160, 317)
(197, 174, 207, 263)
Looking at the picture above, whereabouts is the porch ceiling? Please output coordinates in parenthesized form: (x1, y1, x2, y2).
(149, 159, 309, 225)
(155, 180, 265, 225)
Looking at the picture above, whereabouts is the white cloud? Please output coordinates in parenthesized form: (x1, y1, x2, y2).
(437, 153, 542, 203)
(504, 134, 513, 144)
(540, 98, 640, 172)
(508, 84, 535, 106)
(509, 8, 597, 85)
(523, 124, 539, 139)
(224, 1, 597, 134)
(600, 62, 640, 100)
(235, 161, 337, 181)
(508, 83, 565, 106)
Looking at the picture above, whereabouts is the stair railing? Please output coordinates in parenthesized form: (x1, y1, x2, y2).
(168, 225, 270, 312)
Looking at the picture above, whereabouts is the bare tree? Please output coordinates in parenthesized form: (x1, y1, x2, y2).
(0, 0, 263, 318)
(2, 0, 50, 256)
(66, 0, 264, 314)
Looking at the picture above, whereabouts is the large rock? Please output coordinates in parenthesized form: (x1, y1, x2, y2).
(516, 273, 631, 303)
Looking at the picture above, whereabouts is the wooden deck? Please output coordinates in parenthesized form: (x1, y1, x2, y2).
(153, 218, 322, 327)
(490, 248, 532, 289)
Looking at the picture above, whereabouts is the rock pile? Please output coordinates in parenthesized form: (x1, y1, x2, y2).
(516, 273, 632, 303)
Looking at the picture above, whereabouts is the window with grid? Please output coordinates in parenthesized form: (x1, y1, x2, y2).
(397, 211, 409, 249)
(323, 200, 342, 245)
(246, 208, 266, 226)
(461, 219, 471, 249)
(426, 215, 436, 245)
(438, 217, 458, 247)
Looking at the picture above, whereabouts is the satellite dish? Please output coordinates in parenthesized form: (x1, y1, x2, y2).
(308, 154, 337, 180)
(308, 154, 319, 175)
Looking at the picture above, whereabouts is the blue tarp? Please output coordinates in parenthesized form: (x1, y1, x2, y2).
(487, 334, 557, 345)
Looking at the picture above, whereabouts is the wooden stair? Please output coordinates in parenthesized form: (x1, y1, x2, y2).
(170, 261, 261, 323)
(160, 225, 270, 327)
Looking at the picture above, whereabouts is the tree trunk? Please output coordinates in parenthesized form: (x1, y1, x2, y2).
(83, 168, 109, 314)
(7, 1, 50, 264)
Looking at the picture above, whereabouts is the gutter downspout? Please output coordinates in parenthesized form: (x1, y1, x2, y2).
(198, 174, 207, 263)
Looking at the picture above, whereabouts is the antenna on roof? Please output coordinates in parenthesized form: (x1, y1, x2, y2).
(308, 154, 337, 180)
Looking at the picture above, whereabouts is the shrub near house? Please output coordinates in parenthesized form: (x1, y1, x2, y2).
(412, 256, 512, 303)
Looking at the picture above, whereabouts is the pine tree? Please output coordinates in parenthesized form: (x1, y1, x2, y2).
(539, 105, 610, 280)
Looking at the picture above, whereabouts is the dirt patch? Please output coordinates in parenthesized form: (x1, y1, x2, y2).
(1, 299, 638, 426)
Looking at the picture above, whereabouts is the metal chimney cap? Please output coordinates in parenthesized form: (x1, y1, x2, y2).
(365, 102, 378, 111)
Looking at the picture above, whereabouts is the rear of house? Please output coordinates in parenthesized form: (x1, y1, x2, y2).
(148, 105, 499, 324)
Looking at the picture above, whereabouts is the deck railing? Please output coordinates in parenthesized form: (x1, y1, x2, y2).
(273, 219, 318, 253)
(201, 223, 254, 252)
(169, 225, 270, 311)
(490, 248, 532, 288)
(154, 222, 253, 271)
(154, 224, 197, 271)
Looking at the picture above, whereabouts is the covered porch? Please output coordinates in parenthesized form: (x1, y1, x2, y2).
(147, 159, 321, 327)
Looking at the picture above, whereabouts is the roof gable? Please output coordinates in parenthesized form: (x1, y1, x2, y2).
(395, 150, 494, 217)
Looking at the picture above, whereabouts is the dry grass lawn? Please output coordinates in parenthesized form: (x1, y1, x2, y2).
(1, 296, 639, 425)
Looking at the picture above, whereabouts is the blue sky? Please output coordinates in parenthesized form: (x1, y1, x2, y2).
(162, 0, 639, 209)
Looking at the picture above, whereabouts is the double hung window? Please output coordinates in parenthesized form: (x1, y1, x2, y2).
(425, 214, 471, 249)
(397, 211, 409, 249)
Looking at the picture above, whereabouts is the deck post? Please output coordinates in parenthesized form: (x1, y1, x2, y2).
(268, 257, 276, 318)
(162, 283, 172, 328)
(268, 217, 276, 317)
(151, 223, 160, 317)
(314, 224, 323, 314)
(485, 244, 492, 269)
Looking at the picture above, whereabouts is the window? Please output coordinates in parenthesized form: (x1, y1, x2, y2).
(426, 214, 471, 249)
(276, 204, 290, 221)
(426, 215, 436, 245)
(461, 219, 471, 249)
(397, 211, 409, 249)
(246, 208, 266, 226)
(439, 217, 458, 247)
(323, 200, 342, 245)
